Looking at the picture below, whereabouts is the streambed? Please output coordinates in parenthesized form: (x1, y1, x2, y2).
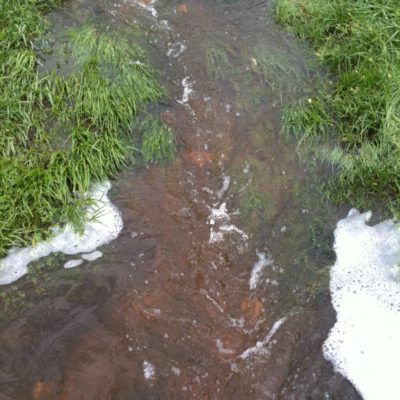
(0, 0, 361, 399)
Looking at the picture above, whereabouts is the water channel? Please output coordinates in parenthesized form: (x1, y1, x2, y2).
(0, 0, 362, 398)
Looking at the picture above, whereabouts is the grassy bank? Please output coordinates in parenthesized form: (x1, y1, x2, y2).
(276, 0, 400, 215)
(0, 1, 174, 256)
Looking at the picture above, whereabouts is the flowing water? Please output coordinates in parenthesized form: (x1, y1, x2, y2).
(0, 1, 362, 399)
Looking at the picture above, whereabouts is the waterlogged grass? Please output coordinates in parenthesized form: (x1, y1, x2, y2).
(0, 2, 168, 256)
(205, 42, 232, 80)
(251, 45, 313, 102)
(138, 118, 176, 164)
(276, 0, 400, 214)
(240, 185, 269, 219)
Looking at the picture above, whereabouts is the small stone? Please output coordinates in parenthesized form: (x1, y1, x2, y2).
(177, 3, 188, 12)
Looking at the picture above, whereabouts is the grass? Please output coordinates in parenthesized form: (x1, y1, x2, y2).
(205, 42, 232, 80)
(251, 45, 313, 102)
(138, 117, 176, 164)
(240, 185, 269, 219)
(276, 0, 400, 215)
(0, 1, 170, 257)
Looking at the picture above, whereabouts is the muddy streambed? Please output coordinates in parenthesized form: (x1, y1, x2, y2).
(0, 0, 361, 399)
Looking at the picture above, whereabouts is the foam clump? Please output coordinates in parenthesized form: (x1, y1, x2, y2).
(208, 202, 248, 245)
(0, 181, 123, 285)
(323, 208, 400, 400)
(64, 259, 83, 269)
(249, 250, 273, 290)
(130, 0, 158, 18)
(143, 361, 155, 381)
(81, 250, 103, 261)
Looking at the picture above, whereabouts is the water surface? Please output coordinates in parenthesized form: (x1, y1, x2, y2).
(0, 0, 361, 398)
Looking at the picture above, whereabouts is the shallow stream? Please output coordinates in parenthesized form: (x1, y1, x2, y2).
(0, 0, 362, 398)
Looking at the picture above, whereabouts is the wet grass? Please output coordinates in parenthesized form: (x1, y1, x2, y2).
(205, 42, 232, 80)
(0, 252, 84, 321)
(276, 0, 400, 215)
(138, 117, 176, 163)
(0, 2, 168, 256)
(251, 45, 313, 102)
(239, 183, 276, 228)
(240, 185, 268, 217)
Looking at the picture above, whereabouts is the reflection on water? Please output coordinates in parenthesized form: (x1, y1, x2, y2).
(0, 0, 361, 399)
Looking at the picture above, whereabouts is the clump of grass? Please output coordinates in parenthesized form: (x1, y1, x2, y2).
(251, 45, 312, 101)
(138, 118, 176, 163)
(240, 186, 268, 218)
(276, 0, 400, 214)
(238, 182, 280, 230)
(0, 3, 164, 256)
(205, 43, 232, 80)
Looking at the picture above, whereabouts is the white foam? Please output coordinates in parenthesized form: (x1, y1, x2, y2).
(239, 316, 287, 359)
(81, 250, 103, 261)
(171, 366, 181, 376)
(64, 259, 83, 269)
(249, 251, 273, 290)
(167, 42, 186, 58)
(131, 0, 158, 17)
(208, 203, 248, 245)
(323, 209, 400, 400)
(158, 20, 172, 30)
(0, 181, 123, 285)
(143, 360, 156, 380)
(200, 289, 246, 328)
(216, 338, 235, 355)
(209, 202, 230, 223)
(201, 187, 215, 196)
(177, 76, 194, 105)
(216, 175, 230, 199)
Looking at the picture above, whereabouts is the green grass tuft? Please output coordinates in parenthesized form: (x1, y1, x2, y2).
(138, 118, 176, 164)
(0, 3, 166, 256)
(276, 0, 400, 214)
(251, 45, 313, 102)
(205, 42, 232, 80)
(240, 185, 268, 218)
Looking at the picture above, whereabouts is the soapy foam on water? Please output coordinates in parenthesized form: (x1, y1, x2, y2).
(208, 203, 248, 244)
(216, 174, 230, 199)
(81, 250, 103, 261)
(0, 181, 123, 285)
(171, 366, 181, 376)
(130, 0, 158, 17)
(177, 77, 194, 105)
(207, 175, 247, 245)
(200, 288, 245, 328)
(167, 42, 186, 58)
(249, 251, 273, 290)
(323, 209, 400, 400)
(239, 316, 287, 359)
(216, 338, 235, 355)
(64, 259, 83, 269)
(143, 361, 156, 380)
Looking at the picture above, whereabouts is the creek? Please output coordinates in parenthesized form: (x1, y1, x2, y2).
(0, 0, 361, 398)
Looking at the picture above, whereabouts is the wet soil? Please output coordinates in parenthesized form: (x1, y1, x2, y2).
(0, 0, 361, 399)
